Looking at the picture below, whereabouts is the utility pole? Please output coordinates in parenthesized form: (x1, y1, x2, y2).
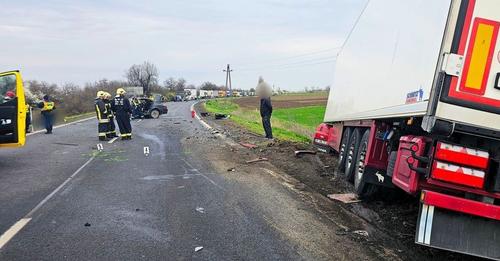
(223, 64, 233, 97)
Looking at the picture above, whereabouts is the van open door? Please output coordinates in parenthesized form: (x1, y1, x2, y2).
(0, 70, 26, 148)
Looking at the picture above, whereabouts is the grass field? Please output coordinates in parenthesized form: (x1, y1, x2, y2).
(204, 92, 327, 143)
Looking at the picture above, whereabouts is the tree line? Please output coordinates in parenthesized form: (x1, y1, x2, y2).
(24, 61, 237, 116)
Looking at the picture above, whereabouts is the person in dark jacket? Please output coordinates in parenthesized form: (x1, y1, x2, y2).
(111, 88, 133, 140)
(103, 92, 117, 138)
(95, 91, 109, 141)
(257, 77, 273, 139)
(37, 95, 55, 134)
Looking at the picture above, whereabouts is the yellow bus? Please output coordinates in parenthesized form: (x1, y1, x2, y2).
(0, 70, 26, 148)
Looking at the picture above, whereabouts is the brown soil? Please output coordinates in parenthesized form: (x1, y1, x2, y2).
(195, 102, 481, 261)
(234, 96, 327, 109)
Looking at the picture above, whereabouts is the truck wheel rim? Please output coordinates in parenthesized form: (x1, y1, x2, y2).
(339, 144, 346, 162)
(356, 143, 367, 185)
(347, 143, 355, 170)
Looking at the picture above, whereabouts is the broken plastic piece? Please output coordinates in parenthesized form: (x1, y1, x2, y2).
(196, 207, 205, 214)
(352, 230, 369, 237)
(294, 150, 317, 157)
(239, 142, 257, 149)
(245, 157, 268, 164)
(327, 193, 361, 204)
(195, 246, 203, 252)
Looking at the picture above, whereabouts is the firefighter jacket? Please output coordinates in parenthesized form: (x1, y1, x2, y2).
(95, 98, 109, 123)
(111, 95, 132, 115)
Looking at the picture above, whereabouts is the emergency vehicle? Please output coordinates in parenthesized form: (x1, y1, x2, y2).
(0, 70, 27, 148)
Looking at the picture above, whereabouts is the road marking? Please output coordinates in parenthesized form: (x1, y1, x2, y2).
(0, 218, 31, 249)
(108, 137, 118, 144)
(28, 117, 94, 136)
(0, 155, 96, 249)
(180, 157, 223, 190)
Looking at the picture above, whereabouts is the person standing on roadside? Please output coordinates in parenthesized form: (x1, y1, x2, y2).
(111, 88, 133, 140)
(37, 95, 55, 134)
(257, 77, 273, 139)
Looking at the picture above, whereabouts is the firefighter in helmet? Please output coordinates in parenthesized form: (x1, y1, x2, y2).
(95, 91, 109, 141)
(103, 92, 117, 138)
(111, 88, 132, 140)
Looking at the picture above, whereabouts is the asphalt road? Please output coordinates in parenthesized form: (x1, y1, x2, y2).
(0, 101, 326, 260)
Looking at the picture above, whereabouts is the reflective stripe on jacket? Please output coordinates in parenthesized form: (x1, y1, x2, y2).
(41, 101, 55, 111)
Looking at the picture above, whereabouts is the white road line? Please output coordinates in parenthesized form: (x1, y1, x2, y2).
(0, 155, 96, 249)
(0, 218, 31, 249)
(28, 117, 94, 136)
(179, 157, 223, 190)
(190, 101, 212, 130)
(108, 137, 118, 144)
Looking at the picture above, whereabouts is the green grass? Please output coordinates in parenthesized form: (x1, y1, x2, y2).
(203, 98, 322, 143)
(63, 112, 95, 123)
(273, 106, 325, 130)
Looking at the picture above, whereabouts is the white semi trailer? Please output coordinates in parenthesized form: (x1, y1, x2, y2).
(313, 0, 500, 259)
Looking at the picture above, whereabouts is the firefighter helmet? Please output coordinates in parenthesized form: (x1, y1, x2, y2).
(116, 88, 126, 95)
(96, 91, 106, 98)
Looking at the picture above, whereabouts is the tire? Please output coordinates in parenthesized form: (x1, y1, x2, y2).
(150, 109, 160, 119)
(337, 127, 352, 173)
(344, 128, 362, 182)
(353, 129, 378, 198)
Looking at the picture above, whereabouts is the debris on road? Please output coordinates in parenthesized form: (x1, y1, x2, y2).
(245, 157, 268, 164)
(327, 193, 361, 204)
(227, 167, 236, 172)
(97, 143, 103, 152)
(211, 130, 220, 134)
(239, 142, 257, 149)
(195, 246, 203, 252)
(214, 113, 230, 120)
(196, 207, 205, 214)
(294, 150, 317, 157)
(200, 112, 210, 117)
(135, 208, 141, 211)
(143, 146, 150, 156)
(174, 122, 181, 124)
(352, 230, 369, 237)
(84, 223, 91, 227)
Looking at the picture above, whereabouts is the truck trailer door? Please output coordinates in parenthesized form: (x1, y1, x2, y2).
(0, 71, 26, 148)
(437, 0, 500, 133)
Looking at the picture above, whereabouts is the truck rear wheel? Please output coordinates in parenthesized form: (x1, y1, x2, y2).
(354, 129, 378, 198)
(337, 127, 352, 173)
(344, 128, 362, 182)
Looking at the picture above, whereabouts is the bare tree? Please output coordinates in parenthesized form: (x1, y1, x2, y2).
(163, 77, 186, 92)
(125, 61, 159, 95)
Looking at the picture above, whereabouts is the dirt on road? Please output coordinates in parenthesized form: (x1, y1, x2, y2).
(193, 102, 481, 261)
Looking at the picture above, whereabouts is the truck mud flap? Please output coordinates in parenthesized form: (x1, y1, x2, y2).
(416, 204, 500, 260)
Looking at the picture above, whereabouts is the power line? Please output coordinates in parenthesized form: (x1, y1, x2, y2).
(238, 58, 337, 73)
(337, 0, 370, 54)
(236, 46, 342, 68)
(238, 55, 338, 71)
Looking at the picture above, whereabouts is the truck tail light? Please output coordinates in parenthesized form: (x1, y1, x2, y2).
(431, 161, 486, 189)
(435, 142, 489, 169)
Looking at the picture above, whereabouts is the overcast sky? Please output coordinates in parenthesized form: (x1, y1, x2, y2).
(1, 0, 366, 91)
